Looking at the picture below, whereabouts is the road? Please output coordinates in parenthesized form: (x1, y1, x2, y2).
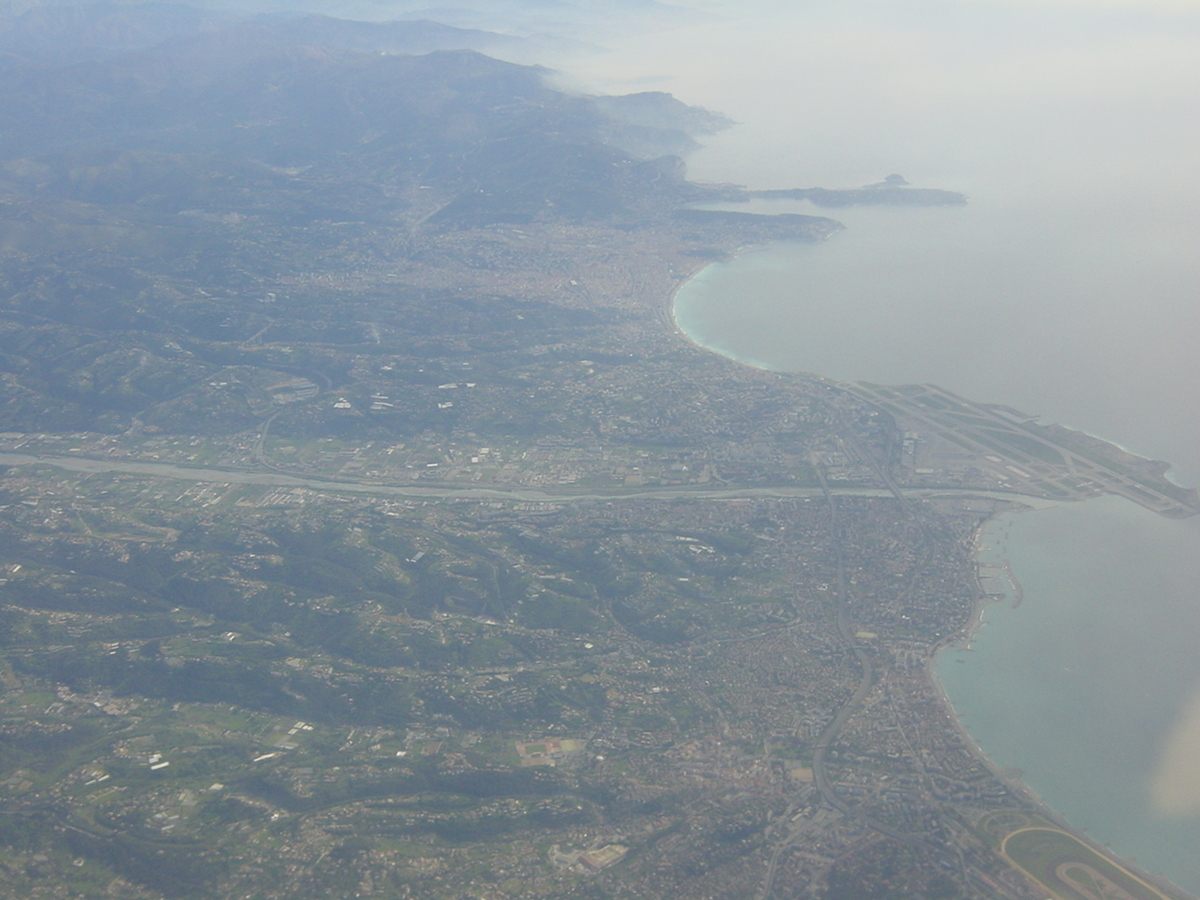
(757, 466, 928, 900)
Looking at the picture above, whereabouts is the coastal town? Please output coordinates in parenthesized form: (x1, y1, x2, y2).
(0, 11, 1195, 899)
(0, 209, 1192, 898)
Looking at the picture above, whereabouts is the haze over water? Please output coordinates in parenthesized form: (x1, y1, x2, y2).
(566, 1, 1200, 893)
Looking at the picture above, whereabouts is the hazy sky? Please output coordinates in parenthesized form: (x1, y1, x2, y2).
(558, 0, 1200, 194)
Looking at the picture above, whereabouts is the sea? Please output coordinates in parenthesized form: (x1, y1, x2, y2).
(562, 1, 1200, 894)
(668, 204, 1200, 892)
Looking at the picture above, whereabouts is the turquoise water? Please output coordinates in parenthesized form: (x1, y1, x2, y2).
(672, 216, 1200, 894)
(672, 203, 1200, 489)
(942, 500, 1200, 891)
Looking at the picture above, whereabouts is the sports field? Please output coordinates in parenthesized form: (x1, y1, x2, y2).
(999, 826, 1171, 900)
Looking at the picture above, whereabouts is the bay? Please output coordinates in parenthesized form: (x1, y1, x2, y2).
(671, 202, 1200, 896)
(567, 2, 1200, 893)
(671, 200, 1200, 488)
(940, 499, 1200, 892)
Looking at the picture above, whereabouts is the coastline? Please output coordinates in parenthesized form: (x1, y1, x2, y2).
(959, 509, 1029, 639)
(932, 510, 1044, 797)
(936, 510, 1197, 900)
(665, 237, 843, 380)
(666, 252, 776, 372)
(668, 243, 1058, 801)
(929, 509, 1084, 829)
(667, 246, 1200, 900)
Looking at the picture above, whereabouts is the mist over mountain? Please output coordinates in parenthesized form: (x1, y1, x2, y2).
(0, 1, 538, 67)
(0, 7, 731, 223)
(0, 3, 760, 433)
(0, 1, 231, 65)
(149, 0, 698, 34)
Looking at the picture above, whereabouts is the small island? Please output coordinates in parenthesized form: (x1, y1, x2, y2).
(708, 173, 970, 208)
